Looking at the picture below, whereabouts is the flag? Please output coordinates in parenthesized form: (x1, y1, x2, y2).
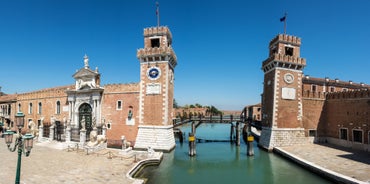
(280, 16, 286, 22)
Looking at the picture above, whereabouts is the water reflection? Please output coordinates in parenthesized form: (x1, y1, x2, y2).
(137, 123, 331, 184)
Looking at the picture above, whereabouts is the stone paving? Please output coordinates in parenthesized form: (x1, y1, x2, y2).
(0, 139, 153, 184)
(275, 143, 370, 184)
(2, 137, 369, 184)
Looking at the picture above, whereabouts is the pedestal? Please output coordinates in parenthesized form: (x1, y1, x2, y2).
(38, 126, 44, 142)
(259, 127, 306, 151)
(49, 126, 54, 141)
(134, 125, 175, 152)
(65, 127, 71, 142)
(80, 129, 86, 146)
(102, 126, 107, 136)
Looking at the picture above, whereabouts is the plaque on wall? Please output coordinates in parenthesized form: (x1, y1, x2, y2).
(146, 83, 161, 95)
(63, 106, 69, 112)
(282, 87, 296, 100)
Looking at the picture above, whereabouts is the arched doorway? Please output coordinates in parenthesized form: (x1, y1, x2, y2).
(79, 103, 92, 140)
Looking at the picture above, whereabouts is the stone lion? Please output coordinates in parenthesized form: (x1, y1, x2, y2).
(87, 130, 107, 147)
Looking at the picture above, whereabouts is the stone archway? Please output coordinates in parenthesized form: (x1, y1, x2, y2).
(79, 103, 92, 140)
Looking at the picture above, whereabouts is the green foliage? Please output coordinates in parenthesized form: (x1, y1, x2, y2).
(205, 105, 222, 116)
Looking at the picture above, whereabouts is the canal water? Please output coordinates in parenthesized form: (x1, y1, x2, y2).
(136, 123, 332, 184)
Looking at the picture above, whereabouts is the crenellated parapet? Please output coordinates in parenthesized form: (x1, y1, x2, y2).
(137, 46, 177, 68)
(144, 26, 172, 41)
(103, 83, 140, 93)
(326, 89, 370, 100)
(17, 85, 74, 101)
(270, 34, 301, 46)
(302, 91, 326, 99)
(262, 53, 306, 68)
(262, 34, 306, 73)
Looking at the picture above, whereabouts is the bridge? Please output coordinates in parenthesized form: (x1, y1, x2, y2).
(173, 115, 244, 127)
(172, 115, 255, 156)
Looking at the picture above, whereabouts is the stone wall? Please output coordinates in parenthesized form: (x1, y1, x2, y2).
(259, 127, 307, 151)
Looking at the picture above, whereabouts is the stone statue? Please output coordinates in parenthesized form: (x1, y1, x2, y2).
(147, 146, 155, 156)
(28, 121, 39, 138)
(86, 130, 107, 147)
(40, 117, 44, 127)
(80, 116, 86, 130)
(84, 54, 89, 68)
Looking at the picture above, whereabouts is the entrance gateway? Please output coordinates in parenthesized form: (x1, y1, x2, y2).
(66, 55, 104, 144)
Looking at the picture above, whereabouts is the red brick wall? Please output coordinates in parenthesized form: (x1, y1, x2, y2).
(102, 84, 140, 146)
(262, 70, 275, 127)
(16, 85, 73, 129)
(319, 91, 370, 144)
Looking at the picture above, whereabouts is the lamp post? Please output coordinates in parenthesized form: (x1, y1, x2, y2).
(3, 111, 34, 184)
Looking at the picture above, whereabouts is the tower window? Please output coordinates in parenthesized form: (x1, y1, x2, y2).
(285, 46, 293, 56)
(311, 85, 317, 92)
(151, 38, 160, 48)
(330, 86, 335, 92)
(117, 100, 122, 110)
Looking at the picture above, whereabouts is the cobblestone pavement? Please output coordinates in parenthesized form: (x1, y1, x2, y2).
(276, 143, 370, 183)
(0, 139, 148, 184)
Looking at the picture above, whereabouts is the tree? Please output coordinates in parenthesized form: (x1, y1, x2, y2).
(173, 99, 179, 108)
(195, 103, 202, 108)
(206, 105, 222, 116)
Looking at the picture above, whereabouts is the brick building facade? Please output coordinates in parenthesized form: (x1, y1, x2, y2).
(259, 34, 370, 152)
(0, 26, 177, 151)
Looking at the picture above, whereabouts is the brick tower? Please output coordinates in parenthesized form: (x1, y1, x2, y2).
(259, 34, 307, 150)
(134, 26, 177, 151)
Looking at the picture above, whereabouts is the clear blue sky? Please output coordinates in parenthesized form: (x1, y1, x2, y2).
(0, 0, 369, 110)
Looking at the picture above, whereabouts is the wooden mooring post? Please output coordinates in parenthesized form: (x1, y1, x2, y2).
(188, 132, 196, 156)
(236, 122, 240, 146)
(230, 123, 235, 142)
(189, 122, 196, 156)
(246, 122, 254, 156)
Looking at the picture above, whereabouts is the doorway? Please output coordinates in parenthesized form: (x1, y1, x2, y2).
(79, 103, 92, 140)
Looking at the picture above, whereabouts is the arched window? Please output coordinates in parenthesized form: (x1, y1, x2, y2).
(29, 103, 33, 114)
(56, 101, 61, 114)
(18, 103, 21, 113)
(38, 102, 42, 114)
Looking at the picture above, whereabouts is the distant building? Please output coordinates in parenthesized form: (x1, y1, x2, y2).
(0, 26, 177, 151)
(259, 34, 370, 152)
(241, 103, 262, 122)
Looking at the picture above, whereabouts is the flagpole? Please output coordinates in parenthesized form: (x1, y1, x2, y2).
(284, 12, 287, 35)
(156, 1, 160, 27)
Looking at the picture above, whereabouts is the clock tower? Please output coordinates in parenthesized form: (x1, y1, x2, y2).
(134, 26, 177, 151)
(259, 34, 307, 150)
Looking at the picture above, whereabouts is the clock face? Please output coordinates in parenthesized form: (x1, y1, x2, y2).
(147, 67, 161, 80)
(284, 73, 294, 84)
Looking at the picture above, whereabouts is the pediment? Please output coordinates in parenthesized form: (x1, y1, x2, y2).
(73, 68, 98, 79)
